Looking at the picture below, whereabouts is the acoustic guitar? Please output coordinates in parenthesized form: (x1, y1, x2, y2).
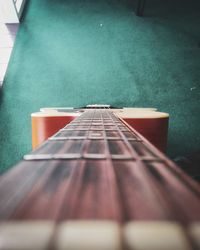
(31, 105, 169, 152)
(0, 106, 199, 250)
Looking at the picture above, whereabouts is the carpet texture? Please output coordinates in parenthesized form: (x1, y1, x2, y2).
(0, 0, 200, 173)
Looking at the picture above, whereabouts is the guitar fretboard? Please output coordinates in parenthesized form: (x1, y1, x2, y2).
(0, 110, 200, 250)
(0, 109, 199, 222)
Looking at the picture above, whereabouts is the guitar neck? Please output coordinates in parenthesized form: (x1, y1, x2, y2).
(0, 109, 200, 249)
(1, 109, 199, 221)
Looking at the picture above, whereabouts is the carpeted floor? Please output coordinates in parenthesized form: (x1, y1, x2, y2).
(0, 0, 200, 173)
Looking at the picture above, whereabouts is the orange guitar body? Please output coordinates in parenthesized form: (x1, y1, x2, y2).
(123, 117, 168, 153)
(32, 107, 169, 152)
(32, 115, 75, 150)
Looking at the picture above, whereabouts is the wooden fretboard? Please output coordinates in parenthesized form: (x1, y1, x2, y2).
(0, 109, 200, 250)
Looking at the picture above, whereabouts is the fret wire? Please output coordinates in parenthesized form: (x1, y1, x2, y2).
(49, 137, 88, 140)
(24, 154, 82, 160)
(61, 128, 89, 131)
(24, 154, 160, 162)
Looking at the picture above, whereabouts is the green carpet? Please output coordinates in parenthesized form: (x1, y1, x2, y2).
(1, 0, 200, 173)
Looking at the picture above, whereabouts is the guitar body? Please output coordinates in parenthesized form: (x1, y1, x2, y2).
(32, 107, 169, 152)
